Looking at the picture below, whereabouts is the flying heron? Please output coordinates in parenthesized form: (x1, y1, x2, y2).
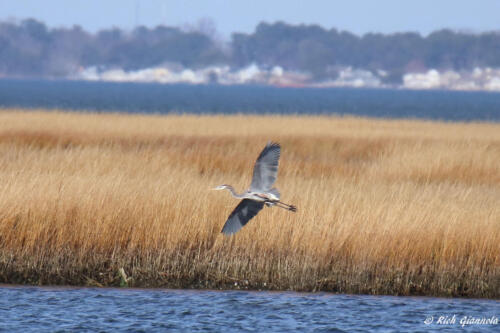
(214, 142, 297, 235)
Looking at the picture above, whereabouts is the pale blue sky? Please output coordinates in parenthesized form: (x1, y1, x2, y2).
(1, 0, 499, 37)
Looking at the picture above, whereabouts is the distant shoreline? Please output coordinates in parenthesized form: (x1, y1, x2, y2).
(4, 66, 500, 92)
(2, 19, 500, 93)
(73, 66, 500, 93)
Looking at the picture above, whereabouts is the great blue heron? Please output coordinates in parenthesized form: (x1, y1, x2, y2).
(214, 142, 297, 235)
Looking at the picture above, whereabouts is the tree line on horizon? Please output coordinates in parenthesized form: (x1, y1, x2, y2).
(1, 18, 500, 83)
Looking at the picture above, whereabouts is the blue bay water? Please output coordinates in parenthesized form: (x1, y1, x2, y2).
(0, 79, 499, 121)
(0, 286, 499, 332)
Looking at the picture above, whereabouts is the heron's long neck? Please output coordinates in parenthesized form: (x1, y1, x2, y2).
(225, 185, 245, 199)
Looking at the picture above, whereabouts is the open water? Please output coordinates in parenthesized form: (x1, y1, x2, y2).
(0, 286, 499, 332)
(0, 79, 499, 121)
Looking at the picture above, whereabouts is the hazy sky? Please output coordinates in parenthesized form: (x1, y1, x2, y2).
(1, 0, 500, 37)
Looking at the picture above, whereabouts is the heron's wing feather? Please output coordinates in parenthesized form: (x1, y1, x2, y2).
(249, 142, 280, 191)
(221, 199, 265, 235)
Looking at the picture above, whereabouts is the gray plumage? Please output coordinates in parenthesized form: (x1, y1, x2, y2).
(214, 142, 296, 235)
(220, 199, 265, 234)
(250, 142, 280, 192)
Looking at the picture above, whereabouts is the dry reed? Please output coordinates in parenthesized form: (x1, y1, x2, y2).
(0, 109, 499, 297)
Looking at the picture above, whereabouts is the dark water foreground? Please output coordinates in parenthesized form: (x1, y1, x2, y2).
(0, 285, 498, 332)
(1, 79, 500, 121)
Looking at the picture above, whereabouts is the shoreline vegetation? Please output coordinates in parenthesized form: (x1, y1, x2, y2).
(4, 19, 500, 91)
(0, 109, 498, 298)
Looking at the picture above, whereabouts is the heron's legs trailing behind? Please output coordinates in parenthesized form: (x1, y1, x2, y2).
(266, 201, 297, 213)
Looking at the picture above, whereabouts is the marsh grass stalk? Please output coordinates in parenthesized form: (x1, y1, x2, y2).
(0, 109, 499, 297)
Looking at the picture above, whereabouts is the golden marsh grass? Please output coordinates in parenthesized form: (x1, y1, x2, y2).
(0, 109, 499, 297)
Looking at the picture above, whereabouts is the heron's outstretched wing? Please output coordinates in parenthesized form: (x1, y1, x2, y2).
(221, 199, 265, 235)
(249, 142, 280, 192)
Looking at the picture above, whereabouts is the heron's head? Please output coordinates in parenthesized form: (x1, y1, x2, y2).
(213, 184, 230, 191)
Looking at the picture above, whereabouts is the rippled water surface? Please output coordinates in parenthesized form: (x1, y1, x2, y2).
(0, 286, 498, 332)
(1, 79, 500, 121)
